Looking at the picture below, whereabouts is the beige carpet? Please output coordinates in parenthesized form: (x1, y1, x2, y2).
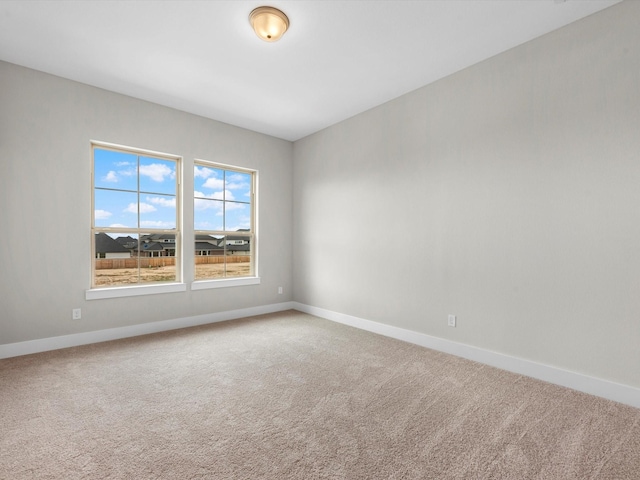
(1, 310, 639, 479)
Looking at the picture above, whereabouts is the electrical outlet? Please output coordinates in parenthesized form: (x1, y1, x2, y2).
(72, 308, 82, 320)
(447, 314, 456, 327)
(278, 286, 283, 294)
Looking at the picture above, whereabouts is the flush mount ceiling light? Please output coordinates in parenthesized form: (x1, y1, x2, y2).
(249, 6, 289, 42)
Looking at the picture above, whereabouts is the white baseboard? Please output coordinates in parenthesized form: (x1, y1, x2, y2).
(292, 302, 640, 409)
(3, 301, 638, 409)
(0, 301, 296, 360)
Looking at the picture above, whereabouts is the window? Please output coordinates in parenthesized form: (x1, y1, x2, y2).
(194, 161, 256, 282)
(91, 143, 180, 289)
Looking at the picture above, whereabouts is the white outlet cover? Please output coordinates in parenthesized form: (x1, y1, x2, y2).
(448, 315, 456, 327)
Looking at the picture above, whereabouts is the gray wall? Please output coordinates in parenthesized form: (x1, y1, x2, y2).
(0, 61, 293, 344)
(293, 1, 640, 388)
(2, 1, 638, 390)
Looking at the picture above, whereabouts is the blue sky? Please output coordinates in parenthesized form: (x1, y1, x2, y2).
(94, 148, 177, 231)
(194, 165, 252, 232)
(94, 148, 252, 233)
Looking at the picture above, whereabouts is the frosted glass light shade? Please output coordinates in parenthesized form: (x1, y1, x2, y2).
(249, 6, 289, 42)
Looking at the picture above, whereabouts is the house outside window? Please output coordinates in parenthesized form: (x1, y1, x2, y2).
(91, 142, 180, 288)
(193, 161, 256, 282)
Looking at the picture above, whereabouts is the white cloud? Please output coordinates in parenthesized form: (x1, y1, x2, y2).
(203, 177, 224, 190)
(226, 173, 245, 182)
(124, 202, 157, 214)
(95, 209, 112, 219)
(194, 166, 214, 179)
(225, 200, 246, 211)
(194, 196, 223, 212)
(194, 190, 239, 209)
(225, 174, 250, 192)
(139, 163, 174, 182)
(140, 220, 175, 228)
(119, 167, 136, 177)
(225, 182, 247, 191)
(147, 196, 176, 208)
(104, 171, 118, 182)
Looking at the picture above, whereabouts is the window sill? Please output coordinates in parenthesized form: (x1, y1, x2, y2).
(191, 277, 261, 291)
(86, 282, 187, 300)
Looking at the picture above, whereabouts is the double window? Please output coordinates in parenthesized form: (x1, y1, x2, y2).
(90, 142, 257, 293)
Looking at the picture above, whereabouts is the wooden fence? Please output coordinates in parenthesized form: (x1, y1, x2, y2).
(95, 256, 250, 270)
(195, 255, 250, 265)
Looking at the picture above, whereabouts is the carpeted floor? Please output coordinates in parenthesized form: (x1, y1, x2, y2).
(1, 310, 639, 479)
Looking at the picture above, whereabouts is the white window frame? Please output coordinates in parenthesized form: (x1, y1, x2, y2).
(192, 160, 259, 291)
(87, 141, 184, 300)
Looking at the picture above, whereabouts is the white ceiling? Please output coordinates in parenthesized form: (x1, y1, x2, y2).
(0, 0, 621, 141)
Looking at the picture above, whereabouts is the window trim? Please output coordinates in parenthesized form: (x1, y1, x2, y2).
(88, 141, 184, 297)
(86, 282, 187, 300)
(191, 277, 261, 291)
(192, 159, 258, 289)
